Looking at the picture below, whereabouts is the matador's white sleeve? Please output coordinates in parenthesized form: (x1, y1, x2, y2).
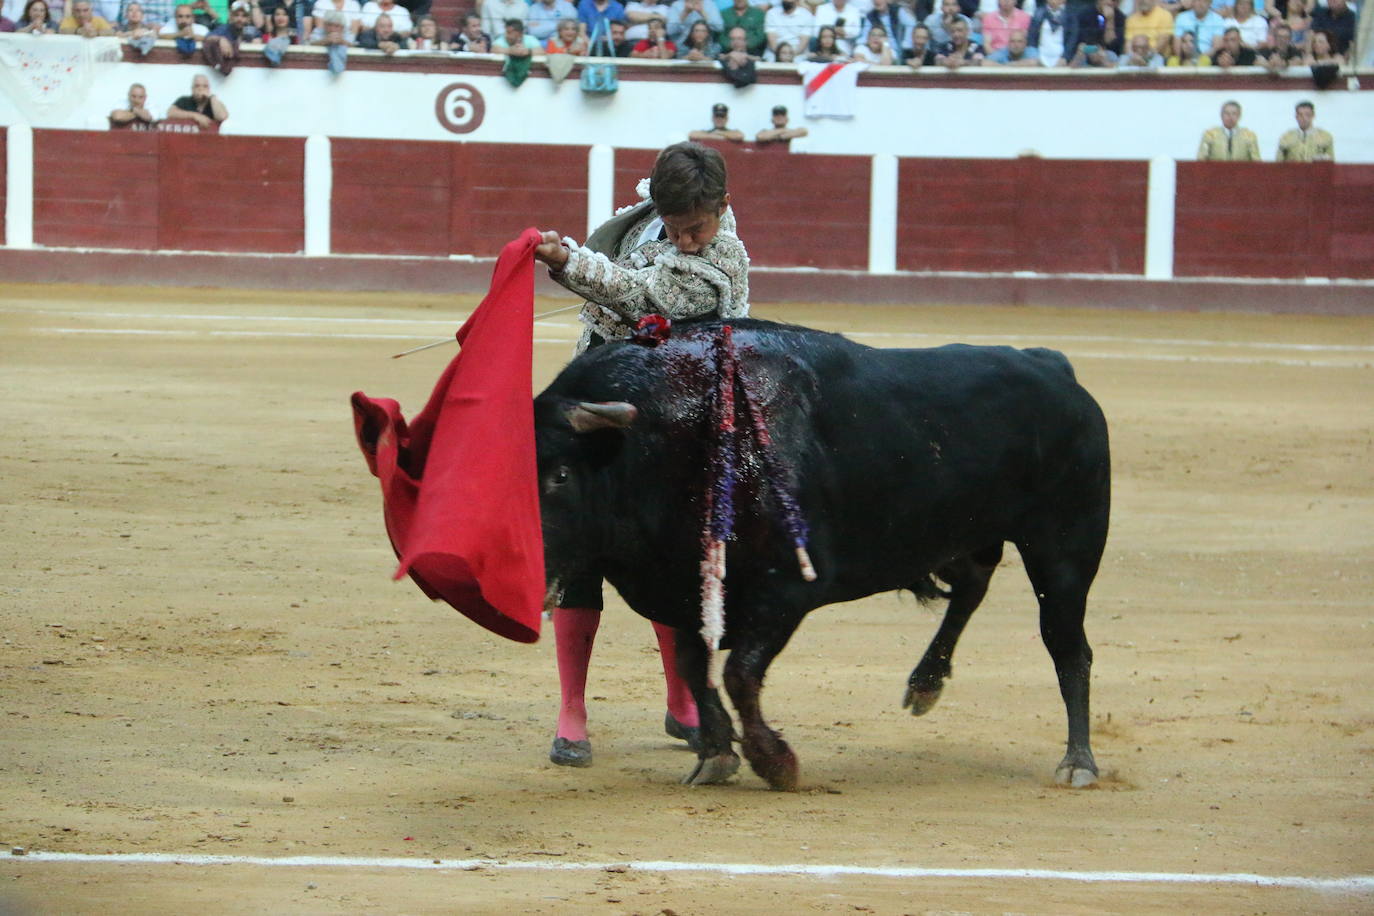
(556, 229, 750, 324)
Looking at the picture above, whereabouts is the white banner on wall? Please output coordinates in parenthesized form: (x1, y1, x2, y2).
(0, 34, 122, 124)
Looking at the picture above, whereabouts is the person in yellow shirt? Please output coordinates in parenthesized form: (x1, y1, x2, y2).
(58, 0, 115, 34)
(1197, 100, 1260, 161)
(1125, 0, 1173, 54)
(1276, 100, 1335, 162)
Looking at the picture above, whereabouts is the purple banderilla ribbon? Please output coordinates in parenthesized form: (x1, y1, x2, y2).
(699, 325, 817, 687)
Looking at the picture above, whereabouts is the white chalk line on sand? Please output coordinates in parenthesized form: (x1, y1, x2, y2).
(15, 852, 1374, 892)
(24, 328, 1371, 368)
(4, 307, 1373, 354)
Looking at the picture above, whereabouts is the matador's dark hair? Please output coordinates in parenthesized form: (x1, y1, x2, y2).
(649, 142, 728, 217)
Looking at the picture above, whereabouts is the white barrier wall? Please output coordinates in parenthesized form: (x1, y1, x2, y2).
(1, 57, 1372, 162)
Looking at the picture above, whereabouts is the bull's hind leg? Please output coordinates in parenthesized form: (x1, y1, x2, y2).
(903, 544, 1003, 716)
(723, 622, 801, 791)
(672, 629, 741, 786)
(1016, 518, 1107, 788)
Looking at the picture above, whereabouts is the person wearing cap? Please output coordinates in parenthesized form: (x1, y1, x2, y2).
(203, 0, 260, 73)
(531, 141, 752, 769)
(755, 104, 809, 143)
(688, 103, 746, 142)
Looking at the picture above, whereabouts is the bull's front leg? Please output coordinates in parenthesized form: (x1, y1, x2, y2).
(723, 624, 799, 791)
(672, 629, 740, 786)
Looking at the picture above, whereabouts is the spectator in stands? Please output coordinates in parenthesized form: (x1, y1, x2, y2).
(717, 23, 760, 76)
(935, 15, 984, 64)
(160, 3, 209, 52)
(624, 0, 669, 40)
(109, 83, 156, 129)
(314, 9, 353, 72)
(360, 0, 409, 35)
(482, 0, 526, 38)
(755, 104, 808, 142)
(545, 14, 587, 49)
(630, 13, 675, 53)
(59, 0, 114, 32)
(1305, 27, 1343, 63)
(1221, 0, 1265, 46)
(1173, 0, 1225, 55)
(528, 0, 577, 40)
(117, 0, 160, 50)
(16, 0, 56, 31)
(1210, 25, 1256, 64)
(452, 13, 490, 50)
(357, 9, 406, 48)
(1276, 99, 1333, 161)
(765, 0, 814, 58)
(203, 1, 259, 73)
(409, 12, 441, 46)
(813, 0, 861, 56)
(861, 0, 913, 53)
(774, 38, 797, 59)
(688, 102, 746, 141)
(980, 0, 1028, 52)
(166, 73, 228, 128)
(261, 4, 297, 61)
(721, 0, 765, 54)
(677, 18, 720, 57)
(494, 16, 541, 66)
(1164, 29, 1209, 62)
(1260, 21, 1301, 69)
(133, 0, 179, 29)
(1197, 100, 1260, 159)
(808, 23, 846, 58)
(1026, 0, 1072, 65)
(989, 26, 1039, 62)
(609, 17, 633, 52)
(1124, 0, 1172, 55)
(309, 0, 361, 41)
(188, 0, 219, 28)
(666, 0, 719, 44)
(903, 23, 936, 63)
(1308, 0, 1352, 57)
(1072, 0, 1123, 65)
(851, 21, 895, 60)
(577, 0, 626, 36)
(1116, 31, 1163, 65)
(1280, 0, 1308, 48)
(924, 0, 971, 47)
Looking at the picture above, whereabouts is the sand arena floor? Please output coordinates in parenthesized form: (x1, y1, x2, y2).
(0, 284, 1371, 914)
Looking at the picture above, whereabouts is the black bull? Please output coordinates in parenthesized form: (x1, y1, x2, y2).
(535, 319, 1110, 790)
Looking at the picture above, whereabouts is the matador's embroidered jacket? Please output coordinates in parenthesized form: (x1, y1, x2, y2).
(551, 181, 751, 353)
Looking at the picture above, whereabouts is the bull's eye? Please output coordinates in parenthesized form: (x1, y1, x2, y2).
(548, 466, 570, 489)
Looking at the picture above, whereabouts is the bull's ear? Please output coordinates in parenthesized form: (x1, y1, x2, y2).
(567, 401, 637, 433)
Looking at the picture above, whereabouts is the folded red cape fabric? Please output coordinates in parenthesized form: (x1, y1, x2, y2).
(350, 228, 545, 643)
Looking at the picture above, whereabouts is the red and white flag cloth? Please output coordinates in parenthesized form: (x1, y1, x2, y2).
(798, 60, 867, 120)
(350, 228, 545, 643)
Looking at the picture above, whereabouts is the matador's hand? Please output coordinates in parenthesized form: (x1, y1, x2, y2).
(534, 230, 570, 271)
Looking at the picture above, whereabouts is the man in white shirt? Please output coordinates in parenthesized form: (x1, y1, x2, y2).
(624, 0, 671, 40)
(812, 0, 864, 53)
(764, 0, 813, 54)
(360, 0, 411, 34)
(482, 0, 529, 41)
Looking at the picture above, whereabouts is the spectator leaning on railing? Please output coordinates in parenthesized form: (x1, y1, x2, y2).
(357, 9, 407, 50)
(16, 0, 56, 32)
(988, 26, 1041, 63)
(1261, 22, 1302, 70)
(159, 3, 210, 53)
(544, 14, 588, 51)
(905, 22, 938, 64)
(528, 0, 578, 41)
(676, 18, 719, 58)
(109, 82, 156, 129)
(721, 0, 765, 54)
(166, 73, 228, 128)
(1116, 31, 1164, 66)
(451, 12, 490, 50)
(59, 0, 114, 33)
(203, 0, 260, 73)
(117, 1, 161, 52)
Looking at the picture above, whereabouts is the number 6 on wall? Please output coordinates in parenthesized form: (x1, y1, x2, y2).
(435, 83, 486, 135)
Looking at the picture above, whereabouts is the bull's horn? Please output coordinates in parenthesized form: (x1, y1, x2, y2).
(568, 401, 638, 432)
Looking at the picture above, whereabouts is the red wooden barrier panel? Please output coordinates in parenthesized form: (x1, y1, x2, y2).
(157, 133, 304, 253)
(333, 137, 452, 256)
(33, 129, 160, 250)
(333, 139, 589, 257)
(1177, 162, 1374, 280)
(614, 145, 871, 270)
(449, 142, 589, 256)
(897, 157, 1147, 275)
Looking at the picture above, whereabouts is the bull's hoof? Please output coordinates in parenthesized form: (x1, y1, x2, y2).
(746, 747, 800, 792)
(550, 737, 593, 768)
(902, 682, 943, 716)
(1055, 752, 1099, 788)
(681, 752, 740, 786)
(664, 712, 703, 752)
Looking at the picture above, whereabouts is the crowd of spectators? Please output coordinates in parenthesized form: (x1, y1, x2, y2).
(0, 0, 1358, 74)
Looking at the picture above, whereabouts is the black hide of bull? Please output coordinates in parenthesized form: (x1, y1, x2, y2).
(534, 319, 1111, 790)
